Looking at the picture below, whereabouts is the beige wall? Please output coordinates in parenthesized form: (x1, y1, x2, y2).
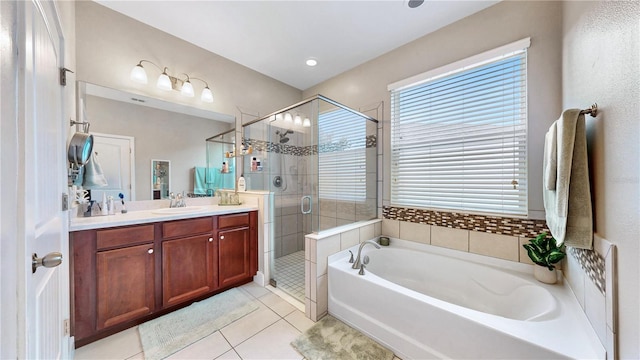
(303, 1, 563, 219)
(75, 0, 301, 142)
(562, 1, 639, 358)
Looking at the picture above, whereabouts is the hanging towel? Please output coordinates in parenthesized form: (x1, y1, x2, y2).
(544, 122, 557, 190)
(82, 151, 108, 188)
(194, 167, 207, 195)
(205, 167, 218, 186)
(543, 109, 593, 249)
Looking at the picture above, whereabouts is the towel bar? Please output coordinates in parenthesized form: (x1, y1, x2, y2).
(580, 103, 598, 117)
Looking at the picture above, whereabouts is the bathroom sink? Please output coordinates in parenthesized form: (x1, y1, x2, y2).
(151, 206, 206, 215)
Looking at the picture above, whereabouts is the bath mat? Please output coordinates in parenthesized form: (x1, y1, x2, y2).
(138, 288, 259, 360)
(291, 315, 394, 360)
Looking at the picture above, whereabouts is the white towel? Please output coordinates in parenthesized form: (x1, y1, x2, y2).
(544, 122, 557, 190)
(543, 109, 593, 249)
(82, 151, 108, 188)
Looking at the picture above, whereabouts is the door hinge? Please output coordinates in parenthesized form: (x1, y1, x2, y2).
(62, 193, 69, 211)
(59, 67, 74, 86)
(63, 319, 70, 336)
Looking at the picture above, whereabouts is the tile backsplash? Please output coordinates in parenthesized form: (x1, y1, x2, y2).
(382, 206, 548, 238)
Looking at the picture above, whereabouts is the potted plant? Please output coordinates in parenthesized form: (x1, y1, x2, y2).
(522, 232, 566, 284)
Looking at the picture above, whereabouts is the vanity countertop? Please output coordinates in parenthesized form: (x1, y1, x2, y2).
(70, 204, 259, 232)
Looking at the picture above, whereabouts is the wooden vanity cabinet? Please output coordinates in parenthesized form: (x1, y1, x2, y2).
(71, 211, 257, 347)
(216, 212, 258, 288)
(71, 224, 157, 343)
(161, 217, 217, 307)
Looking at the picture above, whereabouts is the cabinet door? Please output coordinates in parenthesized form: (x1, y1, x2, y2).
(96, 244, 155, 330)
(162, 234, 216, 307)
(218, 227, 251, 288)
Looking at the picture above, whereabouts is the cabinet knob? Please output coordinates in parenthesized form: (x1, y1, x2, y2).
(220, 235, 225, 240)
(208, 237, 213, 242)
(148, 249, 154, 254)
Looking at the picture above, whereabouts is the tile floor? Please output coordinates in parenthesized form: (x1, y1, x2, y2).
(73, 282, 314, 360)
(273, 251, 305, 302)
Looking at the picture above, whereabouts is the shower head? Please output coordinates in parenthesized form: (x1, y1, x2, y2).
(276, 129, 294, 144)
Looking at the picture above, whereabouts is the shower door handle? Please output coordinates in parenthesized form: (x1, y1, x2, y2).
(301, 196, 312, 214)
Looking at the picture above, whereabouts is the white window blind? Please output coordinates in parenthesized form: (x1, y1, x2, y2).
(390, 42, 528, 216)
(318, 109, 366, 201)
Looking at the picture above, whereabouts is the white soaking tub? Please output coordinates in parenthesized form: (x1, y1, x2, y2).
(328, 238, 605, 359)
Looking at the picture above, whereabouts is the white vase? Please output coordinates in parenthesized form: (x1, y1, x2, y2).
(534, 266, 557, 284)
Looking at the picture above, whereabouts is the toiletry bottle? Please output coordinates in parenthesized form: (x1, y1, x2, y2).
(222, 162, 228, 173)
(108, 196, 115, 215)
(238, 175, 246, 192)
(101, 193, 108, 216)
(251, 157, 257, 171)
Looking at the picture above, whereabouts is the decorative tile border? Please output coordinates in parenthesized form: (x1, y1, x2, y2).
(570, 247, 606, 295)
(383, 205, 549, 238)
(244, 135, 377, 156)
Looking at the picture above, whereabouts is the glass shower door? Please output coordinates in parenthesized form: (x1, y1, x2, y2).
(268, 102, 318, 303)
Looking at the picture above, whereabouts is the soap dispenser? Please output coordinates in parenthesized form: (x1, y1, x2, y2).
(238, 175, 246, 192)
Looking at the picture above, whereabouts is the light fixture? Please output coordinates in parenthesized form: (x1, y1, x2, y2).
(303, 117, 311, 127)
(294, 114, 302, 126)
(306, 58, 318, 67)
(180, 74, 195, 97)
(284, 112, 293, 123)
(130, 59, 214, 103)
(130, 61, 148, 84)
(156, 67, 173, 91)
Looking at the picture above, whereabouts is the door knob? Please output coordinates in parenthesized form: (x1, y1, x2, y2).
(148, 249, 154, 254)
(220, 235, 225, 240)
(32, 252, 63, 274)
(208, 237, 213, 242)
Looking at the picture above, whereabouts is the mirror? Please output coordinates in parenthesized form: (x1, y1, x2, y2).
(204, 129, 237, 194)
(77, 81, 235, 201)
(151, 160, 170, 199)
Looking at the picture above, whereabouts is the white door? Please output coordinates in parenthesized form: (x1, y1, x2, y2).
(88, 133, 135, 201)
(15, 1, 68, 359)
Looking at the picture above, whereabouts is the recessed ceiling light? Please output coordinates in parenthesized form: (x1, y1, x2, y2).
(306, 59, 318, 67)
(408, 0, 424, 8)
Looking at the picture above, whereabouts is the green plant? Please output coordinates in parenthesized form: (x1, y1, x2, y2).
(522, 232, 566, 271)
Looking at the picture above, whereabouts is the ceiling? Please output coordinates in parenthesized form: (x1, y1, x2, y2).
(95, 0, 500, 91)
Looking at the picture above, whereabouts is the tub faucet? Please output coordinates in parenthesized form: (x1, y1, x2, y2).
(352, 240, 381, 269)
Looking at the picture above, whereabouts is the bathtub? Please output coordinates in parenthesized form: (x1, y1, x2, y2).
(328, 238, 605, 359)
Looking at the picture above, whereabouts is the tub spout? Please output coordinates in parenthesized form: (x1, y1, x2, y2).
(352, 240, 380, 269)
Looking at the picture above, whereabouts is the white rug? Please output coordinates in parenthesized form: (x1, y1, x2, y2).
(291, 315, 394, 360)
(138, 288, 259, 360)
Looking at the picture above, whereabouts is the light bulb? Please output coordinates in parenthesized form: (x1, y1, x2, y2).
(275, 114, 283, 122)
(303, 117, 311, 127)
(294, 114, 302, 126)
(284, 113, 293, 123)
(181, 80, 194, 97)
(201, 87, 214, 103)
(130, 64, 148, 84)
(157, 71, 172, 91)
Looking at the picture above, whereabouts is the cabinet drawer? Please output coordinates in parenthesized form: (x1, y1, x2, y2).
(96, 225, 154, 250)
(218, 212, 250, 229)
(163, 217, 213, 239)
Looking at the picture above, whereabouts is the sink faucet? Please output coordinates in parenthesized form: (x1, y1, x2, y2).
(352, 240, 381, 269)
(169, 191, 187, 208)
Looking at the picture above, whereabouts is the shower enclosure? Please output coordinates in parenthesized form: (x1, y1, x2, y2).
(242, 95, 378, 303)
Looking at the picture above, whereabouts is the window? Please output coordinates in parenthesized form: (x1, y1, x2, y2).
(318, 108, 367, 201)
(389, 38, 530, 216)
